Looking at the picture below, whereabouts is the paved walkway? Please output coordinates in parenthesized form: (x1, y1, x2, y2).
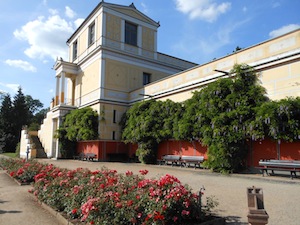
(1, 157, 300, 225)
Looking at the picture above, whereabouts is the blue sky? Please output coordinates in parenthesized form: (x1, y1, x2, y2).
(0, 0, 299, 108)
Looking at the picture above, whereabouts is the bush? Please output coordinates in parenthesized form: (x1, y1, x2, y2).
(0, 158, 44, 183)
(0, 158, 218, 224)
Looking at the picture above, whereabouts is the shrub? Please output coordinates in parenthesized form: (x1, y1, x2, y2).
(0, 158, 218, 224)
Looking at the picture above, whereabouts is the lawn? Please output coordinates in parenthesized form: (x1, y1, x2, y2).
(1, 152, 18, 158)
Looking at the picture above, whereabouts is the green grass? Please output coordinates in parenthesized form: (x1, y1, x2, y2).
(1, 152, 18, 158)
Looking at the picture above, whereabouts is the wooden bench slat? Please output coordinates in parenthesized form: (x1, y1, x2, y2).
(257, 160, 300, 179)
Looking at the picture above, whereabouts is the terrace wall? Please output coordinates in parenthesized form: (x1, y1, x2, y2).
(77, 139, 300, 167)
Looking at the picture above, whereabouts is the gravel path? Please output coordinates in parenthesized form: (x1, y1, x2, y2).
(0, 170, 62, 225)
(1, 158, 300, 225)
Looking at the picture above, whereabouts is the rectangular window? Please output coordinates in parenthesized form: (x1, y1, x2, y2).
(73, 40, 78, 60)
(125, 21, 137, 46)
(113, 110, 117, 123)
(112, 131, 115, 140)
(88, 22, 95, 46)
(143, 72, 151, 85)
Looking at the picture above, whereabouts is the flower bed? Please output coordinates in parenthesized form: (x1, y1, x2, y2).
(0, 158, 45, 184)
(0, 158, 219, 225)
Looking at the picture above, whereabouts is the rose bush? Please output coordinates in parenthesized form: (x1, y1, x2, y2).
(0, 158, 45, 184)
(0, 158, 218, 224)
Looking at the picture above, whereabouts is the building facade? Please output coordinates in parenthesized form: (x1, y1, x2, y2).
(37, 2, 300, 159)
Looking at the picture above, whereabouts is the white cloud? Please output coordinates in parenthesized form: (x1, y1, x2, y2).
(269, 24, 300, 38)
(174, 0, 231, 22)
(0, 83, 20, 92)
(65, 6, 76, 19)
(74, 18, 85, 28)
(6, 84, 20, 92)
(49, 8, 58, 15)
(141, 3, 148, 14)
(5, 59, 37, 72)
(14, 14, 75, 61)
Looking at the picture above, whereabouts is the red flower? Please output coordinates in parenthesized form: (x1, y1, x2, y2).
(9, 171, 15, 177)
(139, 169, 148, 175)
(145, 213, 152, 221)
(154, 211, 164, 221)
(181, 210, 190, 216)
(115, 202, 123, 208)
(90, 221, 95, 224)
(16, 168, 24, 176)
(127, 200, 133, 206)
(125, 170, 133, 176)
(73, 185, 80, 194)
(71, 208, 77, 214)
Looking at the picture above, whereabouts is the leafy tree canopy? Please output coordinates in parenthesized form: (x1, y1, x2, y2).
(121, 99, 183, 163)
(254, 97, 300, 142)
(61, 107, 99, 141)
(181, 64, 268, 172)
(0, 87, 46, 152)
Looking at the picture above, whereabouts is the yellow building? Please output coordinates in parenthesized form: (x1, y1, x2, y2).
(37, 2, 300, 159)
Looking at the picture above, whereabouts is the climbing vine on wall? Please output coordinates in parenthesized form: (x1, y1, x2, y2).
(121, 64, 300, 172)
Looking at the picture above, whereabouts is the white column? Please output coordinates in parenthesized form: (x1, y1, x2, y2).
(60, 72, 65, 104)
(55, 76, 60, 105)
(138, 25, 142, 55)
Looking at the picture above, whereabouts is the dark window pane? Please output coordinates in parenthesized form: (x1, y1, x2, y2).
(143, 73, 151, 85)
(125, 22, 137, 46)
(89, 23, 95, 45)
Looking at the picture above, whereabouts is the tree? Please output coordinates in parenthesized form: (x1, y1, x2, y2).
(233, 46, 243, 52)
(13, 87, 29, 136)
(24, 95, 45, 131)
(28, 108, 49, 131)
(0, 87, 47, 152)
(25, 95, 43, 115)
(121, 99, 182, 163)
(0, 94, 15, 152)
(181, 64, 268, 172)
(56, 107, 99, 158)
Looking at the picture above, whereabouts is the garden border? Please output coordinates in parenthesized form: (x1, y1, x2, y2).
(4, 171, 31, 186)
(27, 192, 226, 225)
(1, 162, 227, 225)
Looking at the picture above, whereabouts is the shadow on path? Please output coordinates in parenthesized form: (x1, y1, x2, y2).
(0, 209, 22, 214)
(226, 216, 248, 225)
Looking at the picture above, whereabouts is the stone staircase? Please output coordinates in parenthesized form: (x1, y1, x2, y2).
(28, 131, 47, 158)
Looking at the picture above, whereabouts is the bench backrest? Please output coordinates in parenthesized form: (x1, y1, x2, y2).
(259, 160, 300, 168)
(162, 155, 180, 161)
(85, 153, 96, 157)
(268, 159, 300, 164)
(181, 155, 204, 162)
